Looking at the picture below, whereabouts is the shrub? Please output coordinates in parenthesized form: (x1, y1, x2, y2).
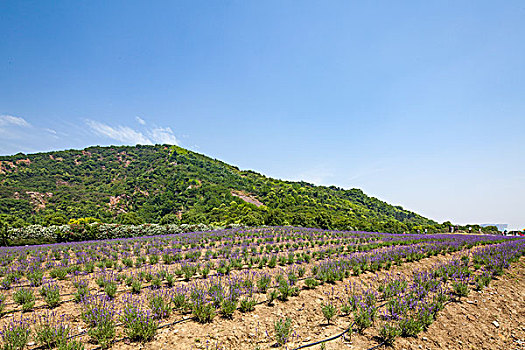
(83, 262, 95, 273)
(304, 277, 319, 289)
(34, 314, 70, 349)
(172, 290, 189, 311)
(165, 273, 175, 287)
(256, 275, 272, 293)
(27, 269, 44, 287)
(151, 275, 162, 289)
(399, 316, 423, 337)
(191, 296, 216, 323)
(81, 296, 116, 349)
(40, 282, 61, 308)
(354, 304, 377, 333)
(131, 279, 142, 294)
(13, 288, 35, 312)
(277, 279, 296, 301)
(379, 323, 401, 345)
(104, 281, 117, 299)
(274, 317, 293, 347)
(340, 303, 352, 315)
(1, 319, 31, 350)
(122, 258, 134, 268)
(49, 267, 68, 280)
(120, 302, 158, 342)
(267, 289, 278, 306)
(239, 297, 256, 313)
(201, 263, 211, 278)
(321, 302, 337, 324)
(220, 297, 237, 319)
(452, 281, 469, 298)
(149, 292, 171, 319)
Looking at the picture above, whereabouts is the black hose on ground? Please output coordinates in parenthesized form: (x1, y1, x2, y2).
(291, 322, 355, 350)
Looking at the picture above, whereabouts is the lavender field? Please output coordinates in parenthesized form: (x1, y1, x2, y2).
(0, 227, 523, 349)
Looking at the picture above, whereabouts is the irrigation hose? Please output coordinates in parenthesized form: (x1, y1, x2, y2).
(366, 341, 387, 350)
(291, 322, 355, 350)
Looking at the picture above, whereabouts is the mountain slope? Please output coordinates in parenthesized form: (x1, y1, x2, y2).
(0, 145, 440, 232)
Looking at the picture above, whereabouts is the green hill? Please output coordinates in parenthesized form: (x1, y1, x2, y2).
(0, 144, 441, 232)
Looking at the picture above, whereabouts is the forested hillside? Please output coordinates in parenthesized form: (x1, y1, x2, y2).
(0, 144, 444, 232)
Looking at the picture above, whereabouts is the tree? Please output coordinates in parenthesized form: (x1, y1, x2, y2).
(290, 213, 315, 228)
(117, 212, 144, 225)
(0, 220, 8, 246)
(44, 214, 67, 226)
(160, 213, 180, 224)
(314, 212, 333, 230)
(263, 209, 285, 226)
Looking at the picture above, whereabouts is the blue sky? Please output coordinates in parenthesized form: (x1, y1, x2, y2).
(1, 1, 524, 229)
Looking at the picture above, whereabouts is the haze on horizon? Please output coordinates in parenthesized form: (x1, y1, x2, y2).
(1, 1, 524, 230)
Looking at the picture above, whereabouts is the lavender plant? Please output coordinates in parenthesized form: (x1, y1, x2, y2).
(378, 323, 401, 345)
(131, 278, 142, 294)
(256, 274, 272, 293)
(321, 302, 337, 324)
(164, 272, 174, 287)
(354, 304, 377, 333)
(27, 268, 44, 287)
(398, 316, 423, 337)
(73, 278, 89, 303)
(0, 294, 5, 316)
(0, 318, 31, 350)
(34, 313, 70, 349)
(120, 300, 158, 342)
(171, 288, 190, 313)
(40, 281, 61, 308)
(273, 317, 293, 347)
(475, 269, 492, 291)
(149, 291, 171, 319)
(267, 289, 278, 306)
(49, 266, 68, 280)
(451, 274, 470, 298)
(304, 277, 319, 289)
(81, 296, 116, 349)
(103, 279, 118, 299)
(190, 289, 216, 323)
(239, 296, 257, 313)
(0, 278, 11, 291)
(13, 288, 35, 312)
(220, 296, 237, 319)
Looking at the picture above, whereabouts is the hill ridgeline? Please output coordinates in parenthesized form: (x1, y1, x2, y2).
(0, 144, 453, 233)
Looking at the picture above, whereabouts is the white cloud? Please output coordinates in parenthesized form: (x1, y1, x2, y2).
(43, 128, 59, 139)
(86, 119, 179, 146)
(0, 115, 31, 127)
(149, 127, 179, 145)
(135, 116, 146, 125)
(86, 120, 153, 145)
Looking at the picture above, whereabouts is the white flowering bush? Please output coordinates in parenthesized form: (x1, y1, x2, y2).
(7, 223, 223, 244)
